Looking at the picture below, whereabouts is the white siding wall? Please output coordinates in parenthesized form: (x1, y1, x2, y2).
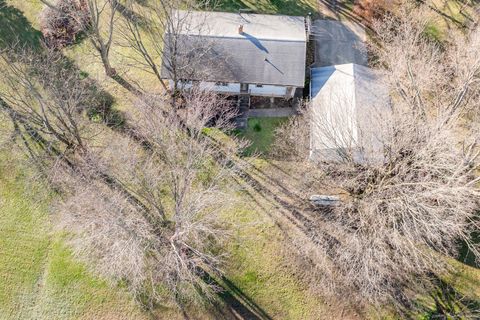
(203, 82, 240, 94)
(250, 85, 287, 97)
(170, 80, 292, 97)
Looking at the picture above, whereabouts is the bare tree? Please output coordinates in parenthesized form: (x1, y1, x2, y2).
(272, 4, 480, 312)
(0, 46, 97, 166)
(40, 0, 142, 94)
(85, 0, 118, 76)
(270, 101, 311, 161)
(119, 0, 229, 104)
(56, 87, 248, 310)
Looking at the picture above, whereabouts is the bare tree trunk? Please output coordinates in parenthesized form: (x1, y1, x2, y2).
(120, 0, 219, 106)
(86, 0, 142, 95)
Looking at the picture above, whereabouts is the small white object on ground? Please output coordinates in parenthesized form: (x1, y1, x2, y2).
(309, 195, 340, 206)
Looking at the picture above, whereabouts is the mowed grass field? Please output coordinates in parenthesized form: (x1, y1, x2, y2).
(0, 149, 146, 319)
(0, 1, 329, 318)
(1, 0, 479, 319)
(239, 117, 288, 155)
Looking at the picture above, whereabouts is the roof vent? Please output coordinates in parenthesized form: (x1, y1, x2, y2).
(238, 24, 244, 34)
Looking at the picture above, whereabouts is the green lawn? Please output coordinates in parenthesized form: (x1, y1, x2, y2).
(240, 117, 288, 156)
(1, 0, 480, 319)
(0, 159, 50, 318)
(0, 149, 146, 320)
(223, 195, 330, 319)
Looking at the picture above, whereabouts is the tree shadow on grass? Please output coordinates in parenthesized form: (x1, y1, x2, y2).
(218, 276, 273, 320)
(0, 0, 42, 49)
(457, 230, 480, 269)
(0, 1, 125, 129)
(114, 0, 148, 25)
(399, 276, 480, 320)
(213, 0, 317, 16)
(415, 0, 471, 29)
(200, 271, 272, 320)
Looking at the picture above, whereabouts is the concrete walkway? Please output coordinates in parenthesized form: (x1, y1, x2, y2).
(248, 108, 297, 118)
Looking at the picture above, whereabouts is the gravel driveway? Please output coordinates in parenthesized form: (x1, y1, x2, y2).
(311, 20, 367, 67)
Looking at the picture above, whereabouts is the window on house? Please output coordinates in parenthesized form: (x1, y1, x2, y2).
(255, 84, 264, 88)
(215, 82, 228, 86)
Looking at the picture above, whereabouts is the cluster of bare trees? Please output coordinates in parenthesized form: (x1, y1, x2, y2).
(274, 5, 480, 311)
(2, 0, 247, 312)
(2, 0, 480, 316)
(56, 90, 246, 308)
(0, 38, 246, 311)
(39, 0, 219, 97)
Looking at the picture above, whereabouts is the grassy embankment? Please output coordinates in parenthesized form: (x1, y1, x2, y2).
(0, 0, 330, 319)
(1, 0, 479, 319)
(0, 139, 146, 319)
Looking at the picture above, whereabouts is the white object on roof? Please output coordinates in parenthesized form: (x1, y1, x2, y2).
(309, 63, 389, 162)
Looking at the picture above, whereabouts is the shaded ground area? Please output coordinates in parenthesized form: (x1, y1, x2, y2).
(248, 108, 297, 118)
(215, 0, 317, 16)
(0, 0, 41, 48)
(311, 20, 367, 67)
(208, 276, 273, 320)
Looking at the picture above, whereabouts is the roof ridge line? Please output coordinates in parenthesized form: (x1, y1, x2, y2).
(172, 33, 307, 43)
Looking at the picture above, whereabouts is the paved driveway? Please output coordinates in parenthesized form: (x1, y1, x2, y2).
(311, 20, 367, 67)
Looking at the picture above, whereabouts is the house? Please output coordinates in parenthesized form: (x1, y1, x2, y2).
(309, 63, 389, 162)
(160, 10, 308, 100)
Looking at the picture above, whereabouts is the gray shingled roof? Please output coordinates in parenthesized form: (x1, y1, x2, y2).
(160, 11, 307, 87)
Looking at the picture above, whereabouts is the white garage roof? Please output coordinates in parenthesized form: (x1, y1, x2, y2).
(309, 63, 389, 162)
